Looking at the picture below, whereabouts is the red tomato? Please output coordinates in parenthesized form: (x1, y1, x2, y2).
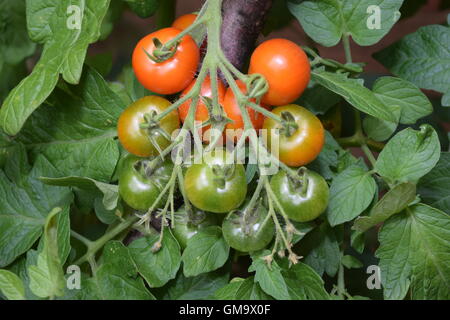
(132, 27, 199, 95)
(249, 39, 310, 106)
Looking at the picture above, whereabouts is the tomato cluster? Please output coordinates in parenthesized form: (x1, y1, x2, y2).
(116, 13, 329, 253)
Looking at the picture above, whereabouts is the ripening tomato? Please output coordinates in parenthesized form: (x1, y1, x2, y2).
(132, 27, 200, 95)
(178, 76, 226, 125)
(249, 39, 310, 106)
(263, 104, 324, 167)
(118, 96, 180, 157)
(270, 168, 329, 222)
(223, 80, 269, 139)
(172, 13, 197, 31)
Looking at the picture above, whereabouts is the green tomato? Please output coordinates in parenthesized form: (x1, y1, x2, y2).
(172, 206, 219, 249)
(119, 154, 173, 211)
(222, 200, 275, 252)
(270, 168, 329, 222)
(184, 149, 247, 213)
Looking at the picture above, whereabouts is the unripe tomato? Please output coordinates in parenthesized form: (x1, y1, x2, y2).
(119, 154, 173, 211)
(172, 205, 219, 249)
(270, 168, 329, 222)
(249, 39, 310, 106)
(222, 200, 275, 252)
(263, 104, 324, 167)
(223, 80, 269, 139)
(118, 96, 180, 157)
(132, 27, 200, 95)
(172, 13, 197, 31)
(184, 149, 247, 213)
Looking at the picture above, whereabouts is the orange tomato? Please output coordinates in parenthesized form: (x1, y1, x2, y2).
(262, 104, 324, 167)
(249, 39, 310, 106)
(179, 75, 226, 124)
(179, 76, 226, 142)
(172, 13, 197, 31)
(132, 27, 199, 95)
(223, 80, 269, 139)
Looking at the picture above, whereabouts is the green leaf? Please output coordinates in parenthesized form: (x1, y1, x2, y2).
(327, 165, 377, 226)
(28, 208, 67, 299)
(0, 0, 110, 135)
(375, 125, 441, 183)
(182, 226, 230, 277)
(215, 277, 272, 300)
(377, 204, 450, 300)
(249, 251, 290, 300)
(158, 268, 229, 300)
(0, 147, 72, 268)
(40, 176, 119, 211)
(0, 0, 36, 65)
(7, 254, 38, 300)
(311, 69, 396, 122)
(341, 255, 363, 269)
(350, 230, 365, 254)
(262, 0, 293, 36)
(418, 152, 450, 214)
(353, 183, 417, 232)
(363, 109, 399, 142)
(245, 163, 258, 183)
(118, 65, 155, 102)
(90, 241, 155, 300)
(15, 67, 123, 182)
(86, 52, 113, 76)
(363, 114, 399, 142)
(281, 262, 330, 300)
(374, 25, 450, 106)
(128, 229, 181, 288)
(94, 197, 119, 224)
(248, 253, 330, 300)
(99, 0, 125, 41)
(296, 83, 341, 115)
(0, 269, 26, 300)
(307, 131, 341, 180)
(372, 77, 432, 124)
(288, 0, 402, 47)
(125, 0, 160, 18)
(302, 223, 341, 277)
(54, 207, 71, 265)
(0, 62, 28, 104)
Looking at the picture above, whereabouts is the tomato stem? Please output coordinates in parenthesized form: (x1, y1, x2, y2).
(70, 230, 93, 247)
(342, 33, 353, 64)
(73, 215, 138, 270)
